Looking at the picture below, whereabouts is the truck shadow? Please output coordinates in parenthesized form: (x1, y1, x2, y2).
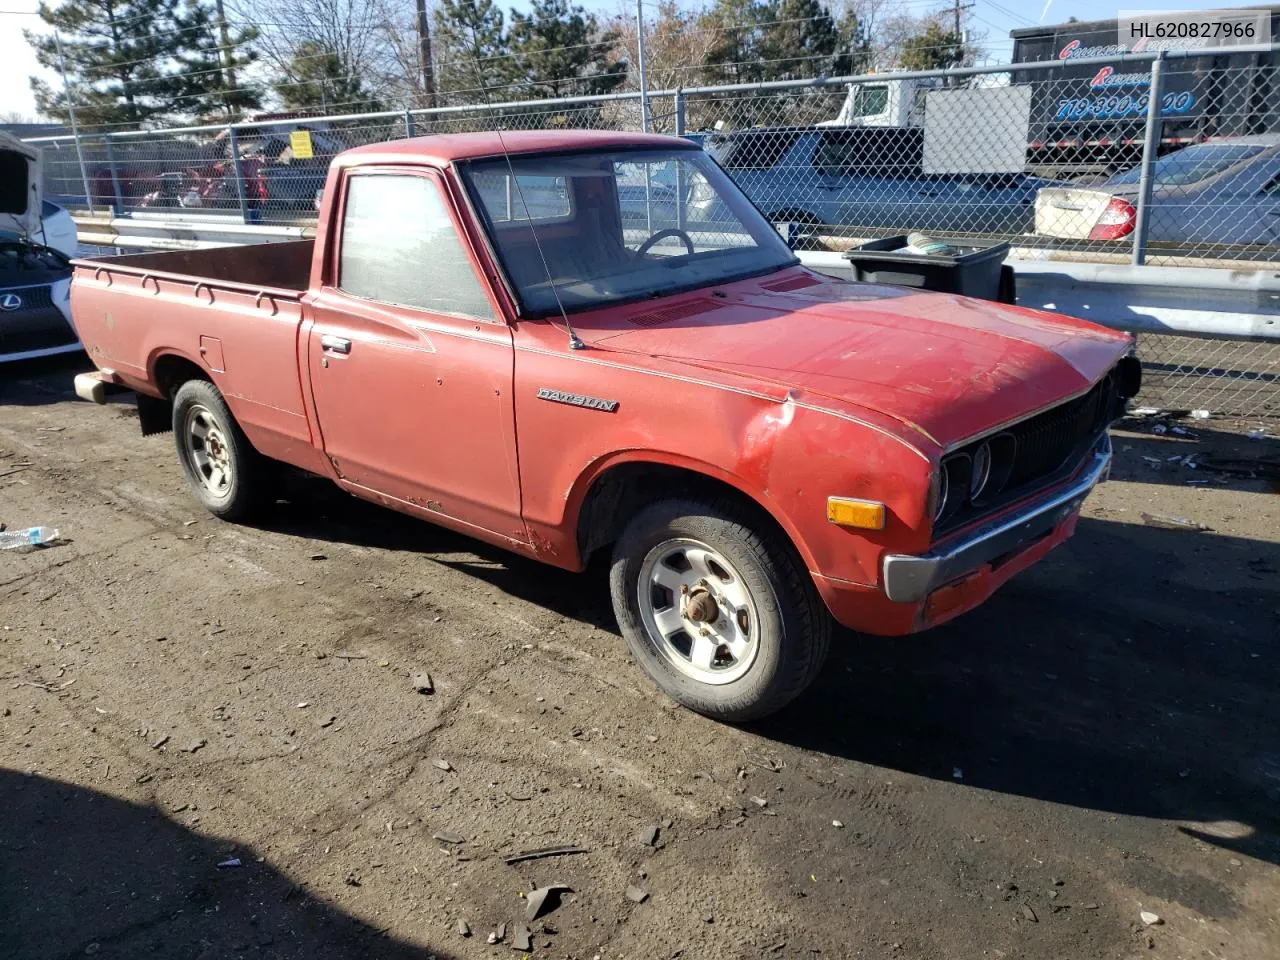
(0, 768, 452, 960)
(1108, 420, 1280, 494)
(256, 476, 1280, 866)
(757, 514, 1280, 867)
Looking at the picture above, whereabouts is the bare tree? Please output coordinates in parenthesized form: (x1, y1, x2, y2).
(608, 0, 719, 93)
(228, 0, 403, 110)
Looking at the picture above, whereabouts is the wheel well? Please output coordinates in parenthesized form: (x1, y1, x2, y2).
(141, 354, 208, 437)
(576, 462, 798, 565)
(152, 354, 209, 398)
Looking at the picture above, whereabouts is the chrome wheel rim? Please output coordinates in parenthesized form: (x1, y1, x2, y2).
(184, 403, 233, 499)
(637, 538, 761, 685)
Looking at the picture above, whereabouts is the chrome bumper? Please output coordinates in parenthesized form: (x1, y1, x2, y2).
(882, 436, 1112, 603)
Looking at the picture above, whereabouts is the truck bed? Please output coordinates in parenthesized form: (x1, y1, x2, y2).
(69, 238, 317, 470)
(76, 239, 314, 293)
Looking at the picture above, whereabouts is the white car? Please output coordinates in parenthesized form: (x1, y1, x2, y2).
(1035, 135, 1280, 249)
(1, 132, 78, 362)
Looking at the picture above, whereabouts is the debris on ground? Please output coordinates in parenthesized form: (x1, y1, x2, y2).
(750, 796, 768, 807)
(0, 525, 61, 550)
(432, 758, 453, 772)
(1191, 410, 1211, 420)
(1021, 904, 1038, 922)
(455, 918, 471, 937)
(151, 735, 170, 749)
(744, 751, 785, 772)
(1140, 911, 1163, 926)
(504, 845, 588, 865)
(639, 824, 660, 846)
(625, 885, 649, 904)
(509, 925, 532, 951)
(488, 923, 507, 944)
(1197, 456, 1280, 481)
(412, 673, 434, 694)
(183, 739, 207, 753)
(216, 856, 241, 868)
(1140, 512, 1212, 532)
(832, 820, 844, 828)
(525, 884, 572, 921)
(432, 831, 464, 844)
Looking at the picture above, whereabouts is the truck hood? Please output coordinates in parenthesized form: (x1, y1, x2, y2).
(591, 277, 1130, 449)
(0, 131, 42, 242)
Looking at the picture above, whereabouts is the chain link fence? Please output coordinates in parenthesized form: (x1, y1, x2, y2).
(19, 46, 1280, 420)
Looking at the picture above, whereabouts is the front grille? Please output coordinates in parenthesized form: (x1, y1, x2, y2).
(0, 285, 78, 355)
(934, 372, 1121, 536)
(1004, 375, 1116, 490)
(3, 285, 55, 310)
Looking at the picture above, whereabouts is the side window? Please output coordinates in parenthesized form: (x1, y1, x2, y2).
(339, 174, 494, 320)
(1260, 173, 1280, 196)
(815, 132, 851, 176)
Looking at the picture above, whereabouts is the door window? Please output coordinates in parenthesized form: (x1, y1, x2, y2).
(339, 174, 494, 320)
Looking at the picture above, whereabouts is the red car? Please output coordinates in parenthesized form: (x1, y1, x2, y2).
(68, 130, 1139, 720)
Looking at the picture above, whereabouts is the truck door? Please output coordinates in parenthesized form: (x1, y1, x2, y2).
(305, 167, 523, 541)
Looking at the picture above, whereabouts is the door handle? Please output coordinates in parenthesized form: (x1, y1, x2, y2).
(320, 334, 351, 355)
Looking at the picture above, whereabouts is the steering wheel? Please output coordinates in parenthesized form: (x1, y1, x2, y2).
(636, 228, 695, 257)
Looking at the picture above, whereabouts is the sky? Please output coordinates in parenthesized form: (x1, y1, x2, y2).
(0, 0, 1265, 121)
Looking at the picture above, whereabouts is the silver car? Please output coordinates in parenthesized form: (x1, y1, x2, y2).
(1035, 135, 1280, 249)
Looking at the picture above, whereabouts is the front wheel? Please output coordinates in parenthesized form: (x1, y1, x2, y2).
(609, 499, 831, 722)
(172, 379, 267, 521)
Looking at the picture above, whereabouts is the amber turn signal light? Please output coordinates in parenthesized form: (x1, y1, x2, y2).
(826, 497, 886, 530)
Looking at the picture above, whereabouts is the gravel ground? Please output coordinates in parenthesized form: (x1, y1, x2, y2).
(2, 357, 1278, 960)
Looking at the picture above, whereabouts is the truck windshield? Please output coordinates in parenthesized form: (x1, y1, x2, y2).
(461, 147, 797, 316)
(1108, 143, 1267, 187)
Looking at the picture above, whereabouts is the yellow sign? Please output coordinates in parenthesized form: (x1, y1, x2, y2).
(289, 130, 314, 160)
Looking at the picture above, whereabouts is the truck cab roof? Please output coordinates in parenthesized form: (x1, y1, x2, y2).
(335, 130, 697, 169)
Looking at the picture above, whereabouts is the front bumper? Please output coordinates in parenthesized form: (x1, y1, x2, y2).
(881, 435, 1112, 604)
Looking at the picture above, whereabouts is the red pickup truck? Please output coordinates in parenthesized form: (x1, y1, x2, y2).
(69, 130, 1139, 721)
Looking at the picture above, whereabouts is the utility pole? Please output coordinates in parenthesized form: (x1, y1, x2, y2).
(636, 0, 649, 132)
(949, 0, 974, 73)
(416, 0, 437, 110)
(951, 0, 973, 36)
(213, 0, 238, 94)
(54, 31, 94, 214)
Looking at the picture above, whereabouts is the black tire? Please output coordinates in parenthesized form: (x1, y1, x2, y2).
(171, 379, 267, 521)
(609, 498, 831, 722)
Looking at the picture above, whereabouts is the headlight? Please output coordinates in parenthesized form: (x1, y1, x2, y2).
(934, 453, 970, 524)
(969, 441, 992, 500)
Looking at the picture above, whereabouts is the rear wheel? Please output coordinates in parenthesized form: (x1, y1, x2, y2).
(171, 379, 267, 520)
(609, 498, 830, 722)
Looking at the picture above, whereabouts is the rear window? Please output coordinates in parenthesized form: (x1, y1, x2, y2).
(470, 171, 572, 222)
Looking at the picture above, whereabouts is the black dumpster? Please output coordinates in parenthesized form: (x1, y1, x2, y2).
(841, 235, 1016, 304)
